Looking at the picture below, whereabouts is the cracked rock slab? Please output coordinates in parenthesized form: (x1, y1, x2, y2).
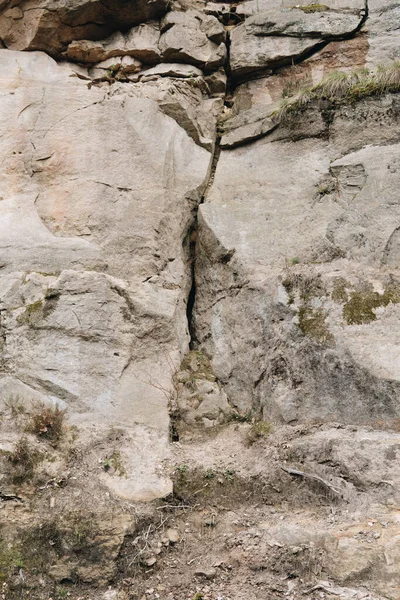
(65, 23, 161, 65)
(159, 9, 226, 70)
(0, 0, 169, 57)
(230, 7, 364, 78)
(236, 0, 367, 19)
(194, 96, 400, 426)
(220, 106, 278, 148)
(0, 48, 213, 500)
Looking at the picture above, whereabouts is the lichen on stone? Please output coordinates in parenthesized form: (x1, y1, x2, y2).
(297, 4, 330, 13)
(342, 286, 400, 325)
(331, 278, 350, 303)
(298, 305, 334, 345)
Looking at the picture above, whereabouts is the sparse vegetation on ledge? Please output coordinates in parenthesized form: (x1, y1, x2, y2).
(272, 62, 400, 122)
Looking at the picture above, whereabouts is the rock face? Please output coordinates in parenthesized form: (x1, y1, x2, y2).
(0, 48, 212, 500)
(1, 0, 400, 597)
(0, 0, 169, 56)
(195, 98, 400, 425)
(230, 5, 366, 78)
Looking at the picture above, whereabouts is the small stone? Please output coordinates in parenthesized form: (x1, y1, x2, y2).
(145, 557, 157, 567)
(166, 528, 180, 544)
(194, 567, 217, 580)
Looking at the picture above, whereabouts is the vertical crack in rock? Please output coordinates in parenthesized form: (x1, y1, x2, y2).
(185, 32, 232, 348)
(185, 0, 371, 346)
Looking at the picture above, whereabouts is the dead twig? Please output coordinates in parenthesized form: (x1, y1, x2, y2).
(193, 483, 209, 496)
(0, 492, 24, 502)
(281, 466, 342, 496)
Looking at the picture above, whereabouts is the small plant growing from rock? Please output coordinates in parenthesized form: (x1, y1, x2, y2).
(102, 451, 126, 476)
(174, 464, 187, 474)
(231, 409, 253, 423)
(28, 403, 66, 446)
(272, 61, 400, 123)
(245, 420, 273, 446)
(4, 395, 26, 416)
(224, 468, 235, 482)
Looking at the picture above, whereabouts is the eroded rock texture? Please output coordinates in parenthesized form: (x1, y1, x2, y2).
(1, 0, 400, 598)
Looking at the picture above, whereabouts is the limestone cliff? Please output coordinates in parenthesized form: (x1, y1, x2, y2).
(0, 0, 399, 599)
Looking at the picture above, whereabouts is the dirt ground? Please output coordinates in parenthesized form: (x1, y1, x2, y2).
(0, 405, 399, 600)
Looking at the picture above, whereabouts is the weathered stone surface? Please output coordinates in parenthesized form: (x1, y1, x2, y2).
(135, 62, 203, 79)
(365, 1, 400, 66)
(204, 68, 227, 96)
(65, 23, 161, 65)
(240, 8, 363, 38)
(0, 48, 212, 500)
(230, 36, 369, 117)
(1, 0, 400, 598)
(88, 55, 142, 79)
(125, 76, 223, 150)
(236, 0, 366, 19)
(0, 0, 168, 57)
(220, 107, 277, 148)
(159, 9, 226, 70)
(175, 351, 231, 427)
(194, 95, 400, 426)
(230, 7, 364, 78)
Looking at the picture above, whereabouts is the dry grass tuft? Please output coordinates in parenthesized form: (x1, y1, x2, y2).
(8, 437, 42, 484)
(28, 403, 66, 446)
(271, 61, 400, 122)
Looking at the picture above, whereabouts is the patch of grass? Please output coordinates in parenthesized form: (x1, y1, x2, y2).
(4, 395, 26, 416)
(282, 76, 311, 99)
(297, 3, 329, 12)
(8, 437, 43, 484)
(282, 274, 334, 344)
(246, 420, 272, 446)
(271, 62, 400, 122)
(179, 350, 216, 384)
(171, 465, 269, 509)
(230, 409, 253, 423)
(342, 286, 400, 325)
(0, 542, 24, 583)
(21, 513, 101, 573)
(28, 403, 66, 446)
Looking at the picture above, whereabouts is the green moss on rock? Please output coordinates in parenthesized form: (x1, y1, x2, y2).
(298, 305, 334, 345)
(331, 278, 350, 303)
(343, 287, 400, 325)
